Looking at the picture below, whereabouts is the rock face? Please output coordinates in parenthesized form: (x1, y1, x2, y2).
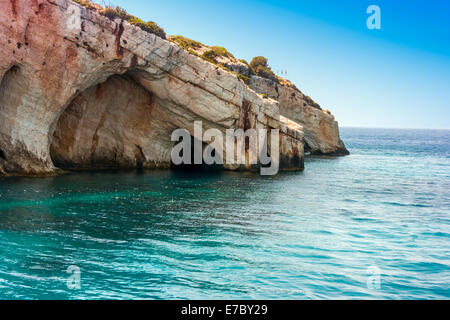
(249, 76, 349, 155)
(170, 36, 349, 156)
(0, 0, 341, 176)
(50, 74, 167, 169)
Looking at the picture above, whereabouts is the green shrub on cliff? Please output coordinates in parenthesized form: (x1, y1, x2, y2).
(238, 74, 250, 84)
(230, 72, 249, 84)
(169, 36, 204, 51)
(201, 50, 217, 63)
(129, 18, 166, 40)
(238, 59, 249, 66)
(304, 95, 321, 109)
(73, 1, 167, 39)
(73, 0, 97, 10)
(201, 46, 235, 64)
(103, 6, 130, 20)
(249, 56, 268, 70)
(102, 6, 166, 39)
(249, 56, 278, 83)
(211, 46, 235, 59)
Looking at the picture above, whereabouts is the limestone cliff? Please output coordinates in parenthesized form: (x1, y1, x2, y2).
(169, 36, 349, 156)
(249, 76, 349, 155)
(0, 0, 343, 176)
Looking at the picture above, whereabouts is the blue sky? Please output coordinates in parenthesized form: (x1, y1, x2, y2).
(93, 0, 450, 129)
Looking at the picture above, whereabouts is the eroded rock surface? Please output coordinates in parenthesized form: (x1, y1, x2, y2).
(170, 35, 349, 156)
(0, 0, 339, 176)
(249, 76, 349, 155)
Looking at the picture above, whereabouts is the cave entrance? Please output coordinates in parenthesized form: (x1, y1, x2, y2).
(170, 134, 224, 172)
(50, 71, 170, 170)
(49, 71, 222, 173)
(304, 141, 312, 155)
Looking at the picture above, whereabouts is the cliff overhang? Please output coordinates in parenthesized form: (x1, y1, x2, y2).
(0, 0, 346, 176)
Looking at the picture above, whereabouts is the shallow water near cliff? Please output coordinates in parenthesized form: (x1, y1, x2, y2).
(0, 128, 449, 299)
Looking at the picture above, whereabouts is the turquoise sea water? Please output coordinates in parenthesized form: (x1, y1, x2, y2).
(0, 128, 449, 299)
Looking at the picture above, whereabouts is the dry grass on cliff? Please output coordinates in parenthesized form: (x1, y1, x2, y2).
(201, 46, 235, 64)
(169, 36, 204, 51)
(169, 36, 249, 82)
(73, 0, 98, 10)
(73, 0, 166, 39)
(169, 36, 235, 62)
(102, 6, 166, 39)
(304, 95, 321, 109)
(72, 1, 305, 93)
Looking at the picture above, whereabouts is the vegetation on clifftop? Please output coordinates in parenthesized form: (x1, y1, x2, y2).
(71, 0, 318, 105)
(232, 72, 250, 84)
(304, 95, 321, 109)
(73, 0, 97, 10)
(169, 36, 247, 82)
(102, 6, 166, 39)
(238, 59, 250, 66)
(249, 56, 279, 83)
(73, 0, 166, 39)
(248, 56, 307, 100)
(201, 46, 235, 64)
(169, 36, 204, 51)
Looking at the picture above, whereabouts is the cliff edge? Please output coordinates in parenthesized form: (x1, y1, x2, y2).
(0, 0, 346, 176)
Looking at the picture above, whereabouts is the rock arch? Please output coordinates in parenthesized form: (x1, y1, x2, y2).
(50, 70, 184, 170)
(0, 0, 304, 175)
